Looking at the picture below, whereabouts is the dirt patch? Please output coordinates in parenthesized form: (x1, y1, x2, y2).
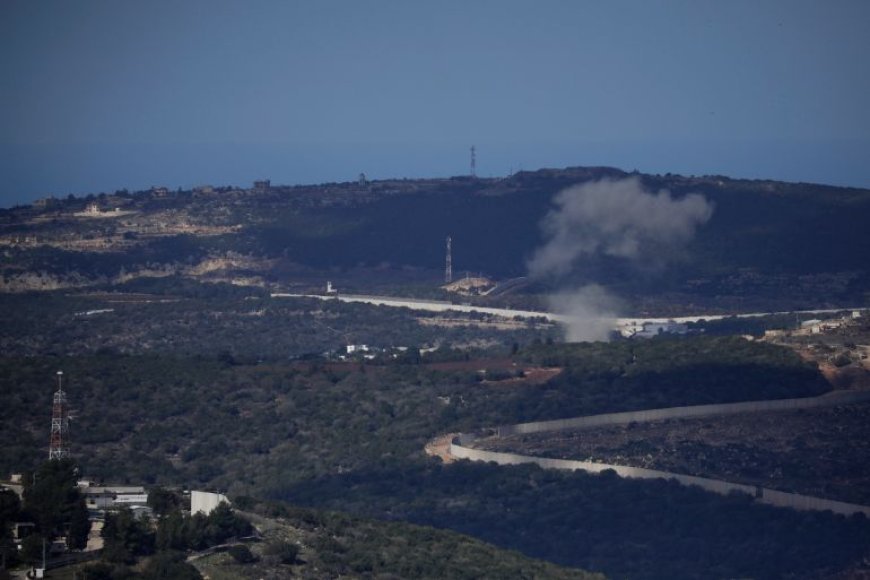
(425, 433, 459, 463)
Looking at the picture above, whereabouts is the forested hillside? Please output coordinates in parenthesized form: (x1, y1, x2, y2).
(3, 165, 870, 578)
(2, 166, 869, 311)
(4, 313, 865, 578)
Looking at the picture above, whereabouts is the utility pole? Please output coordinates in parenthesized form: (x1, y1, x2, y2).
(470, 146, 476, 178)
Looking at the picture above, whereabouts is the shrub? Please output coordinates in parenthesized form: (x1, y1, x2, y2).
(227, 544, 257, 564)
(262, 539, 299, 565)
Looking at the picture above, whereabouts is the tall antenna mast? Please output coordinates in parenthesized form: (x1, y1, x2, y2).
(470, 146, 476, 178)
(445, 236, 453, 284)
(48, 371, 70, 460)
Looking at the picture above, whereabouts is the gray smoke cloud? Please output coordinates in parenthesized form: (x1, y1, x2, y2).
(529, 177, 714, 278)
(530, 177, 714, 342)
(547, 284, 623, 342)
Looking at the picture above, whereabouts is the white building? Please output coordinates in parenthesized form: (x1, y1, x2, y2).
(624, 320, 689, 339)
(191, 490, 229, 516)
(79, 484, 148, 511)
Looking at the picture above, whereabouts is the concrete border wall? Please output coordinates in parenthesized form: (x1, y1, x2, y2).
(453, 390, 870, 517)
(497, 390, 870, 437)
(449, 440, 870, 517)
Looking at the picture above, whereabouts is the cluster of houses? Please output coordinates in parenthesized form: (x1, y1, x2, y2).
(336, 344, 414, 361)
(795, 311, 864, 335)
(1, 472, 229, 560)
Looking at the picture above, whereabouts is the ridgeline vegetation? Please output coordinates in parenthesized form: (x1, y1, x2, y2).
(2, 166, 869, 311)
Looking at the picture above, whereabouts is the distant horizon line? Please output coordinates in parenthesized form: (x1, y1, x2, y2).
(7, 161, 870, 210)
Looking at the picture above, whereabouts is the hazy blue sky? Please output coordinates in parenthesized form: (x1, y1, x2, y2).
(2, 0, 869, 205)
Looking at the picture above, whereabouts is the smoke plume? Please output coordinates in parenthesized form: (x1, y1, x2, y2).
(530, 177, 714, 341)
(529, 177, 713, 277)
(547, 284, 623, 342)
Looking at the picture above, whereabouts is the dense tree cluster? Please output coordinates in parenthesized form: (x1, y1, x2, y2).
(278, 460, 870, 580)
(0, 334, 827, 494)
(213, 498, 602, 580)
(91, 502, 250, 579)
(0, 288, 867, 577)
(0, 285, 556, 359)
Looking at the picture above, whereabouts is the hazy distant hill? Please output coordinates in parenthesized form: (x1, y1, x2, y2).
(2, 165, 868, 311)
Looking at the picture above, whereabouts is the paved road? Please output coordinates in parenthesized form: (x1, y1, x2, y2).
(272, 292, 866, 331)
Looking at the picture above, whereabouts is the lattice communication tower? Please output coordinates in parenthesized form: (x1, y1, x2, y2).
(445, 236, 453, 284)
(470, 145, 476, 177)
(49, 371, 70, 460)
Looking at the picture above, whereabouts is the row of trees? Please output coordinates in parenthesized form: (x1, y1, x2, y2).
(81, 498, 251, 579)
(101, 502, 251, 564)
(0, 460, 91, 570)
(278, 460, 870, 580)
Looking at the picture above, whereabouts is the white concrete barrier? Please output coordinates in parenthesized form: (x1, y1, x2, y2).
(451, 390, 870, 517)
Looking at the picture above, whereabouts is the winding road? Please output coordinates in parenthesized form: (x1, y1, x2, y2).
(429, 389, 870, 517)
(273, 291, 870, 514)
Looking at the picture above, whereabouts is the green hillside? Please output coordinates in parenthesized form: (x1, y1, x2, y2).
(2, 165, 869, 311)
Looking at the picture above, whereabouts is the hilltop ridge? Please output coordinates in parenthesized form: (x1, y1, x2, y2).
(2, 165, 868, 313)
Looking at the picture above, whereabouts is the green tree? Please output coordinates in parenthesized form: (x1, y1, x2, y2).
(227, 544, 256, 564)
(140, 551, 201, 580)
(78, 562, 127, 580)
(203, 503, 251, 545)
(0, 488, 21, 569)
(0, 534, 19, 571)
(147, 488, 182, 517)
(155, 510, 187, 551)
(102, 507, 154, 564)
(22, 459, 86, 540)
(262, 539, 299, 565)
(19, 533, 45, 566)
(0, 489, 20, 527)
(67, 497, 91, 550)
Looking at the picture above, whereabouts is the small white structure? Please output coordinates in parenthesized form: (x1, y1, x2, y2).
(625, 320, 689, 339)
(619, 321, 645, 338)
(191, 490, 229, 516)
(326, 281, 337, 294)
(346, 344, 369, 354)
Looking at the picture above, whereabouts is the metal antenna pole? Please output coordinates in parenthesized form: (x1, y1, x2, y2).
(49, 371, 70, 460)
(445, 236, 453, 284)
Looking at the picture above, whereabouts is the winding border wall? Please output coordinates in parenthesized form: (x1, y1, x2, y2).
(451, 390, 870, 517)
(496, 390, 870, 436)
